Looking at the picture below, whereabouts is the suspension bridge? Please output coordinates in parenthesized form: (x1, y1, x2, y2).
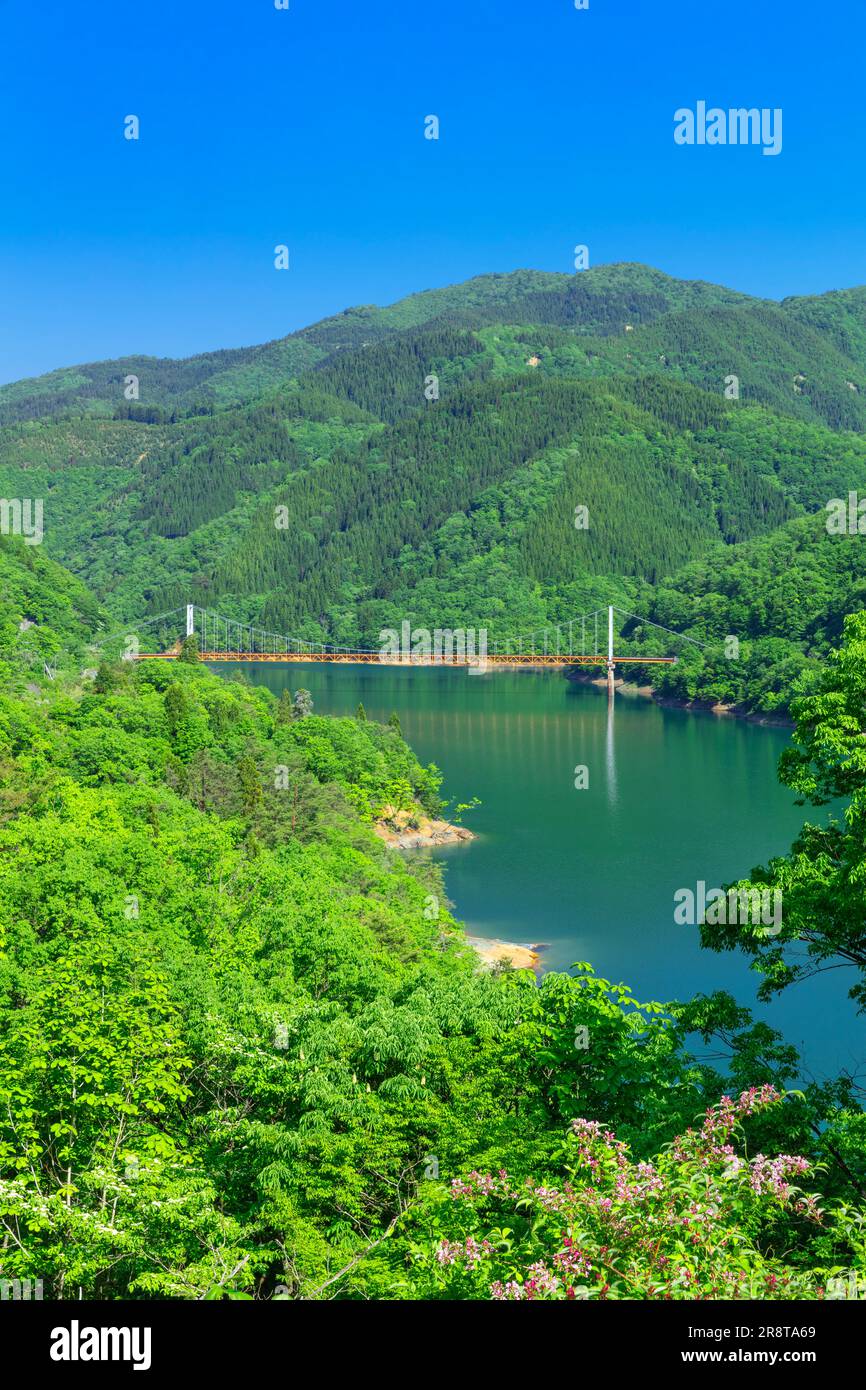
(117, 603, 713, 689)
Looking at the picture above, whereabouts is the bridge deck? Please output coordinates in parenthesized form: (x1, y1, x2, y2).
(135, 652, 678, 667)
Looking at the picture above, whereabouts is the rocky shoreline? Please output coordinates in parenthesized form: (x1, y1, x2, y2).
(373, 813, 474, 851)
(564, 670, 794, 728)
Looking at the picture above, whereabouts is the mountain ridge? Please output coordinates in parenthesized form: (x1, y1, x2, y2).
(5, 261, 862, 425)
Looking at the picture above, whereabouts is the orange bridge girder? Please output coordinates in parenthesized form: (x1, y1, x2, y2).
(134, 652, 678, 667)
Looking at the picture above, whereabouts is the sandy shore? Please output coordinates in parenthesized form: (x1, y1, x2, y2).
(466, 936, 542, 971)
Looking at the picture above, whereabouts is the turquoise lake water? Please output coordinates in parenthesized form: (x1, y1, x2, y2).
(220, 662, 864, 1084)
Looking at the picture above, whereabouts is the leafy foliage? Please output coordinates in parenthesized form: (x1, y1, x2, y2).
(1, 580, 861, 1300)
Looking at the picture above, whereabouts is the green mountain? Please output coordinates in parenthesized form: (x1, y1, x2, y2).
(0, 263, 757, 424)
(3, 261, 866, 711)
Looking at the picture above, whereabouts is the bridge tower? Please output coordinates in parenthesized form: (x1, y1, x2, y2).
(607, 604, 615, 694)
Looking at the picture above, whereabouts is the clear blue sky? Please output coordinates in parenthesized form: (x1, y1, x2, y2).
(1, 0, 864, 384)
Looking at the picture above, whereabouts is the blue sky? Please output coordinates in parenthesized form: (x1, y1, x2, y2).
(1, 0, 864, 383)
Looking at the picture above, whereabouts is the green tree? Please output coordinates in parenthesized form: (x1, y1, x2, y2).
(238, 755, 263, 817)
(164, 683, 189, 739)
(276, 690, 295, 725)
(701, 611, 866, 1012)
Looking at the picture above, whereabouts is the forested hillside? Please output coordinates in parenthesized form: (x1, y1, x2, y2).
(0, 534, 107, 669)
(3, 261, 866, 716)
(1, 544, 865, 1300)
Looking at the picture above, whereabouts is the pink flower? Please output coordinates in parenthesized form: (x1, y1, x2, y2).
(737, 1084, 781, 1115)
(435, 1239, 462, 1265)
(748, 1153, 810, 1199)
(491, 1280, 524, 1301)
(554, 1239, 592, 1279)
(464, 1236, 492, 1269)
(526, 1261, 560, 1294)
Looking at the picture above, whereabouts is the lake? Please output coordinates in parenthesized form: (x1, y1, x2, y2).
(220, 662, 863, 1084)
